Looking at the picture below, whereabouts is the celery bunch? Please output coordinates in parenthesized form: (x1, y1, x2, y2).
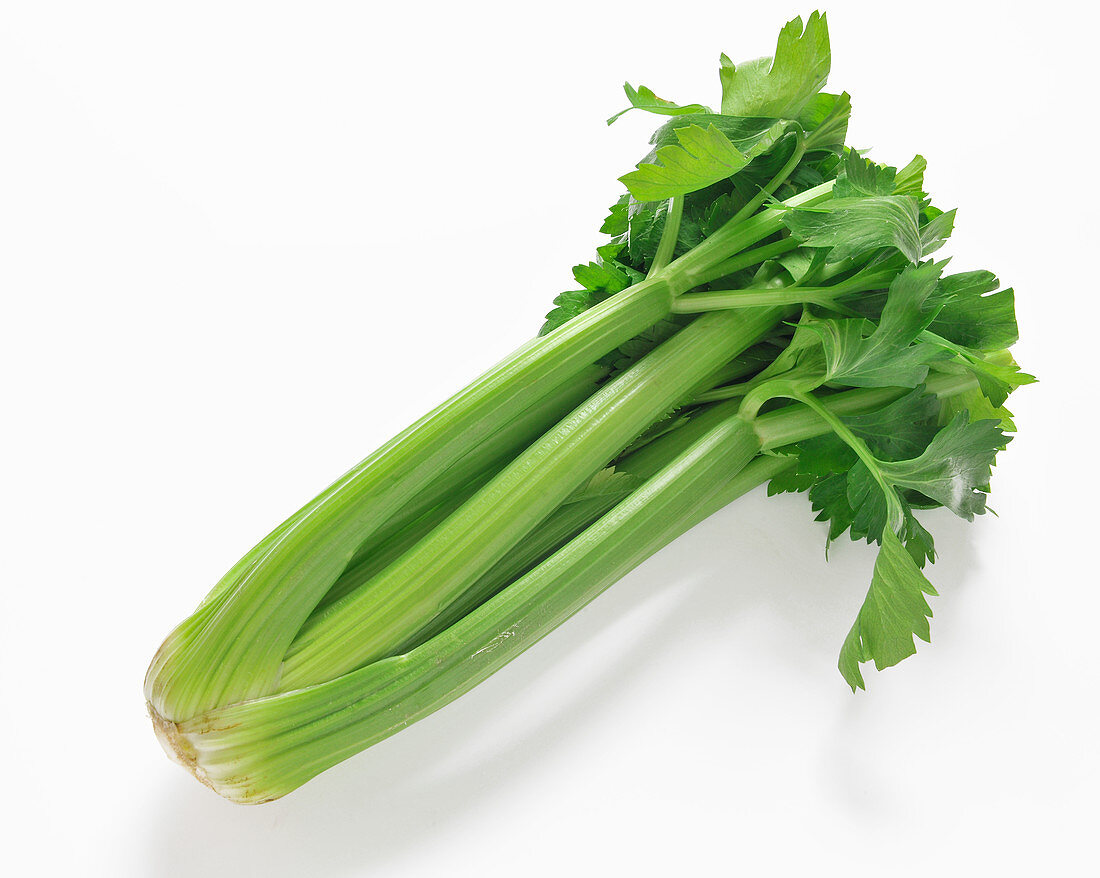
(146, 12, 1030, 803)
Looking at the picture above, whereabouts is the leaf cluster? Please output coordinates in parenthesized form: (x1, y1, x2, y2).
(760, 258, 1028, 687)
(538, 13, 1031, 690)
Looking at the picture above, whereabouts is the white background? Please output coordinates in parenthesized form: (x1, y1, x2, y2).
(2, 1, 1095, 874)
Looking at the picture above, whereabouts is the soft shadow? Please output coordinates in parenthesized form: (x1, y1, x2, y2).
(142, 491, 977, 876)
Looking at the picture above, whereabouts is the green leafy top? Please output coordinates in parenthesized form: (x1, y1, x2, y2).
(751, 256, 1024, 689)
(538, 14, 1028, 691)
(607, 12, 841, 204)
(607, 12, 831, 128)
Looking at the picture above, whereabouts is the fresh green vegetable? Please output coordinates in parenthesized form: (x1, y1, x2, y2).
(146, 12, 1031, 803)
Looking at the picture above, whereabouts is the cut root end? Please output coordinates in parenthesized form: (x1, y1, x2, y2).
(147, 702, 216, 793)
(146, 702, 277, 805)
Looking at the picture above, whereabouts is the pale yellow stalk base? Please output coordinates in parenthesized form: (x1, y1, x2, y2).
(148, 703, 217, 796)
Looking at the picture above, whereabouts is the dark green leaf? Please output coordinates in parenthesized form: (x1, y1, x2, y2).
(838, 529, 937, 691)
(573, 261, 629, 294)
(595, 240, 625, 264)
(796, 432, 858, 476)
(807, 261, 948, 387)
(928, 270, 1020, 351)
(902, 509, 936, 568)
(625, 198, 666, 264)
(846, 459, 891, 543)
(540, 290, 597, 335)
(785, 388, 943, 551)
(877, 413, 1007, 520)
(768, 465, 816, 496)
(840, 387, 941, 460)
(783, 195, 924, 263)
(809, 472, 856, 542)
(599, 196, 629, 236)
(833, 151, 896, 198)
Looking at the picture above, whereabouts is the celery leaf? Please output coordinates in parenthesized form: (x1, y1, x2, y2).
(719, 12, 831, 118)
(620, 117, 797, 201)
(806, 261, 948, 387)
(876, 413, 1008, 520)
(838, 529, 937, 690)
(607, 83, 711, 125)
(928, 270, 1019, 351)
(783, 195, 925, 263)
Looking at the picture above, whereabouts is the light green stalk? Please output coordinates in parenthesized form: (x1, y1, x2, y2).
(154, 372, 977, 804)
(146, 181, 835, 723)
(279, 306, 786, 690)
